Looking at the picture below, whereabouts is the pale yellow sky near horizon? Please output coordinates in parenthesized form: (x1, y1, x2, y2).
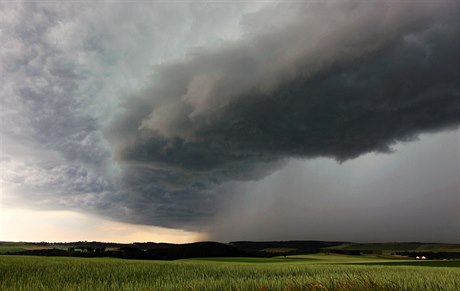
(0, 208, 207, 243)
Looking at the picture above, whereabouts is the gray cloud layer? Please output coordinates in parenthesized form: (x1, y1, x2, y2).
(107, 1, 459, 227)
(1, 1, 459, 235)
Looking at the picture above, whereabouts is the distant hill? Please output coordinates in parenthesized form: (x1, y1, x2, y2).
(229, 240, 347, 255)
(326, 242, 460, 254)
(2, 240, 460, 260)
(142, 241, 246, 260)
(116, 241, 247, 260)
(1, 241, 247, 260)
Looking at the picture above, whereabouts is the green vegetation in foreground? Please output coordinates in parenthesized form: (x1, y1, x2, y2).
(1, 255, 460, 290)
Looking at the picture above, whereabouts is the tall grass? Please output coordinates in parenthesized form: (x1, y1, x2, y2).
(1, 255, 459, 290)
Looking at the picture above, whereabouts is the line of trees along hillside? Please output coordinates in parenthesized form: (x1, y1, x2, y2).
(3, 240, 460, 260)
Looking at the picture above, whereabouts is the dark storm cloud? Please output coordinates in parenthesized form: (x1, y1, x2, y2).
(2, 1, 459, 232)
(210, 130, 460, 242)
(104, 1, 459, 227)
(1, 1, 264, 229)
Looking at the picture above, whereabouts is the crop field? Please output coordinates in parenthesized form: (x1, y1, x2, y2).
(0, 254, 459, 290)
(321, 243, 460, 255)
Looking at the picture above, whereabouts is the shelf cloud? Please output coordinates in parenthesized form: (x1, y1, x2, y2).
(1, 1, 458, 236)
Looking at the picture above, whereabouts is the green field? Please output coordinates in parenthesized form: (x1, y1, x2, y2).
(1, 254, 459, 290)
(324, 243, 460, 253)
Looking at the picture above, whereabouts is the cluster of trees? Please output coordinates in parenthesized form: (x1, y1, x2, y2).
(4, 240, 460, 260)
(5, 242, 247, 260)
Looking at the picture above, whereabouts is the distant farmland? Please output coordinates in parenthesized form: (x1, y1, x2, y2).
(1, 254, 459, 290)
(2, 240, 460, 260)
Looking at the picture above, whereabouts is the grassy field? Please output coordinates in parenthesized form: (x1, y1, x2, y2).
(324, 243, 460, 253)
(1, 254, 459, 290)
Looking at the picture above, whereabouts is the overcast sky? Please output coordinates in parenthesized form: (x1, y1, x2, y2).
(1, 0, 459, 243)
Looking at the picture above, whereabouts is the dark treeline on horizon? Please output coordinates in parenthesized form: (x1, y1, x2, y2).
(2, 240, 460, 261)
